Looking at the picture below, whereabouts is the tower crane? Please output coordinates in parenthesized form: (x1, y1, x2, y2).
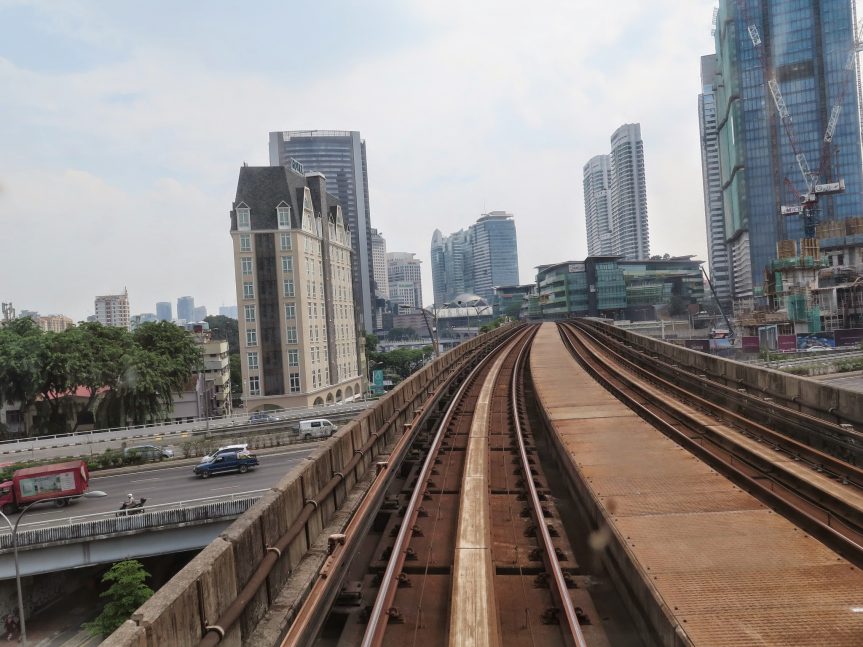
(734, 0, 863, 238)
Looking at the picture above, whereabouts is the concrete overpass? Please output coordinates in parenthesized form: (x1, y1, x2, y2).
(0, 492, 261, 578)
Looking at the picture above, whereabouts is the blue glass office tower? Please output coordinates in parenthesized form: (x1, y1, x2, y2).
(714, 0, 863, 298)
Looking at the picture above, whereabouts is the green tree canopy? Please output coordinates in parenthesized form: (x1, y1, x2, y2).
(84, 560, 154, 638)
(0, 320, 202, 434)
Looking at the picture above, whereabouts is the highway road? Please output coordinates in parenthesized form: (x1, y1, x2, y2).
(0, 401, 372, 461)
(5, 445, 317, 530)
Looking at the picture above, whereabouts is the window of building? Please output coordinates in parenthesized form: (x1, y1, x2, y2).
(247, 352, 258, 370)
(286, 327, 297, 344)
(312, 372, 317, 389)
(249, 376, 260, 396)
(281, 256, 293, 273)
(240, 234, 251, 252)
(243, 282, 254, 299)
(241, 257, 253, 275)
(289, 373, 301, 393)
(246, 328, 257, 346)
(277, 205, 291, 229)
(285, 303, 296, 320)
(244, 304, 256, 322)
(288, 349, 299, 367)
(283, 280, 295, 297)
(237, 207, 251, 230)
(280, 232, 292, 251)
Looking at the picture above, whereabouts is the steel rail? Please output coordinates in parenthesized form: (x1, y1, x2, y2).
(570, 321, 863, 490)
(276, 331, 513, 647)
(197, 344, 487, 647)
(510, 329, 587, 647)
(360, 330, 531, 647)
(577, 319, 863, 456)
(558, 324, 863, 567)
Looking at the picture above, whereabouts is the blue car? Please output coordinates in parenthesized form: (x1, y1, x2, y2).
(193, 452, 259, 478)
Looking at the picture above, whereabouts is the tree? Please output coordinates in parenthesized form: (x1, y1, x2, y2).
(387, 327, 417, 341)
(84, 560, 154, 638)
(62, 323, 135, 432)
(363, 332, 379, 355)
(0, 319, 49, 433)
(97, 322, 202, 427)
(229, 354, 242, 406)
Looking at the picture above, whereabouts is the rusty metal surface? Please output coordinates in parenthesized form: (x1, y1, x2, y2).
(530, 322, 863, 646)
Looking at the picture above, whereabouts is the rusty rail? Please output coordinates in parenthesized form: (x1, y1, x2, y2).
(558, 322, 863, 567)
(510, 328, 587, 647)
(197, 335, 505, 647)
(359, 333, 508, 647)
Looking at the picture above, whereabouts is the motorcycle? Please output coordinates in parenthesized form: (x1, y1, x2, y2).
(117, 497, 147, 516)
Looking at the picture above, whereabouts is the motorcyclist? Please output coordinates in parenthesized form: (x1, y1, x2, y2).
(124, 493, 139, 508)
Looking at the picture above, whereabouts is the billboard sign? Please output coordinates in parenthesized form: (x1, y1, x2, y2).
(797, 332, 835, 350)
(742, 336, 760, 352)
(778, 335, 797, 351)
(834, 328, 863, 347)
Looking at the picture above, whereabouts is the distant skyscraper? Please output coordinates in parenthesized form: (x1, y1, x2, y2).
(698, 54, 733, 307)
(156, 301, 172, 321)
(177, 296, 195, 322)
(269, 130, 375, 332)
(193, 305, 208, 321)
(370, 228, 389, 299)
(609, 124, 650, 260)
(713, 0, 863, 297)
(218, 305, 238, 318)
(387, 252, 423, 308)
(469, 212, 519, 301)
(583, 155, 614, 256)
(431, 213, 519, 305)
(94, 289, 131, 330)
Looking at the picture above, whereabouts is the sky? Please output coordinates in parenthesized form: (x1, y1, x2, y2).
(0, 0, 718, 322)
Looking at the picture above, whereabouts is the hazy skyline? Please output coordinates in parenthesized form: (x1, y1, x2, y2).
(1, 0, 716, 322)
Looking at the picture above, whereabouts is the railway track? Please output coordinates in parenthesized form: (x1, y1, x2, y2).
(280, 325, 605, 647)
(558, 322, 863, 568)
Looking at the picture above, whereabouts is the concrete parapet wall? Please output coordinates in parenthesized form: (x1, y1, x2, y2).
(587, 319, 863, 426)
(108, 325, 514, 645)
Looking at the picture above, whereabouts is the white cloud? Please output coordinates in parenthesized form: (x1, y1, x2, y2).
(1, 0, 717, 317)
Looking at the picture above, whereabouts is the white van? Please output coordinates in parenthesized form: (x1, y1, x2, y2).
(298, 418, 337, 440)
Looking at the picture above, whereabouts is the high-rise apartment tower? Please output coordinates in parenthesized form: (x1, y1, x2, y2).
(94, 289, 131, 331)
(583, 155, 614, 256)
(370, 228, 389, 299)
(230, 164, 361, 409)
(387, 252, 423, 308)
(609, 124, 650, 260)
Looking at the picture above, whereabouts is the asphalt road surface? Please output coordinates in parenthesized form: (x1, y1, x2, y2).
(5, 445, 317, 529)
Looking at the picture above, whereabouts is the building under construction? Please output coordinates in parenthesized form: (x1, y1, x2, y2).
(742, 219, 863, 334)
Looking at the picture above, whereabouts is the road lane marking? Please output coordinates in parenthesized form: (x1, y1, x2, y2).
(129, 477, 161, 483)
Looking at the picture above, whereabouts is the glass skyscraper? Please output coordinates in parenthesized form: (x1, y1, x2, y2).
(699, 54, 733, 307)
(431, 212, 519, 305)
(714, 0, 863, 298)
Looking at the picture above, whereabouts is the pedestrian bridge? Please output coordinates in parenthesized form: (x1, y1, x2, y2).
(0, 492, 263, 578)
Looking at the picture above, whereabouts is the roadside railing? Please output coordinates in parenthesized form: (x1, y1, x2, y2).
(0, 401, 371, 454)
(0, 490, 266, 550)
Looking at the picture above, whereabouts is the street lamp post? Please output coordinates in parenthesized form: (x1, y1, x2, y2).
(0, 490, 106, 645)
(398, 305, 439, 357)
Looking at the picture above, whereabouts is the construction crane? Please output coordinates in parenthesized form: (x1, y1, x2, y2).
(735, 0, 862, 238)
